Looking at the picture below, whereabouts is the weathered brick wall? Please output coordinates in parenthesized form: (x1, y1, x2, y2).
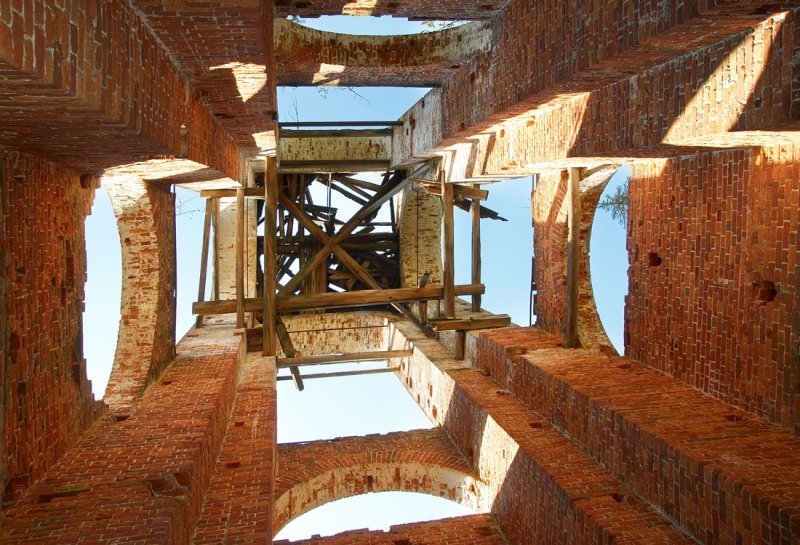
(102, 176, 176, 411)
(274, 0, 506, 19)
(0, 0, 244, 179)
(0, 321, 244, 543)
(0, 150, 104, 506)
(626, 145, 800, 433)
(386, 321, 696, 544)
(398, 188, 444, 289)
(273, 514, 508, 545)
(193, 353, 277, 545)
(473, 327, 800, 545)
(274, 429, 482, 534)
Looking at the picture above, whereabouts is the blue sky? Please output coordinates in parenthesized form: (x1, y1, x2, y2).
(81, 15, 629, 541)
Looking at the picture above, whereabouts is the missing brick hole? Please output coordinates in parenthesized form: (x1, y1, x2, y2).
(113, 414, 130, 422)
(432, 405, 438, 418)
(754, 280, 777, 303)
(366, 475, 374, 489)
(724, 413, 744, 422)
(647, 252, 662, 267)
(610, 492, 631, 503)
(225, 461, 241, 469)
(37, 485, 90, 503)
(529, 422, 543, 428)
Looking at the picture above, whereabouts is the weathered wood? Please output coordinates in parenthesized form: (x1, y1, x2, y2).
(263, 157, 278, 356)
(417, 273, 430, 324)
(331, 174, 382, 192)
(431, 314, 511, 331)
(441, 171, 455, 318)
(412, 179, 489, 200)
(279, 128, 392, 138)
(471, 185, 482, 312)
(276, 317, 304, 390)
(279, 120, 403, 127)
(454, 331, 465, 360)
(277, 349, 413, 367)
(565, 167, 582, 349)
(277, 368, 395, 381)
(195, 198, 213, 327)
(280, 172, 408, 295)
(193, 284, 485, 315)
(235, 187, 245, 328)
(201, 187, 269, 199)
(212, 198, 220, 300)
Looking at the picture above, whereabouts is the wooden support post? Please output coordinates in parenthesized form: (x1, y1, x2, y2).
(470, 184, 482, 312)
(263, 157, 278, 356)
(195, 198, 213, 327)
(276, 317, 304, 390)
(454, 331, 465, 360)
(565, 167, 582, 348)
(441, 170, 455, 318)
(235, 187, 246, 329)
(212, 198, 221, 301)
(417, 273, 430, 324)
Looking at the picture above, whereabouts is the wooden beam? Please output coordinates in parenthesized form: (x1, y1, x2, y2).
(235, 187, 245, 328)
(263, 157, 278, 356)
(276, 317, 304, 390)
(431, 314, 511, 331)
(412, 179, 489, 200)
(201, 187, 268, 199)
(212, 198, 220, 300)
(195, 198, 213, 327)
(279, 120, 404, 127)
(565, 167, 583, 348)
(280, 172, 408, 296)
(278, 349, 413, 367)
(277, 368, 396, 381)
(441, 170, 455, 318)
(193, 284, 485, 315)
(470, 185, 482, 312)
(279, 192, 384, 291)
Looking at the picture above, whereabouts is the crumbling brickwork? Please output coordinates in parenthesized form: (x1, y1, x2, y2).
(0, 150, 104, 506)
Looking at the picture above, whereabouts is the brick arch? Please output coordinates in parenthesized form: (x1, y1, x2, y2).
(532, 167, 618, 354)
(273, 429, 486, 534)
(100, 174, 176, 411)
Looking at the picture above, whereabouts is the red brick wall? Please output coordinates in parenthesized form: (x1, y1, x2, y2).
(0, 0, 244, 179)
(273, 514, 507, 545)
(626, 145, 800, 433)
(274, 428, 481, 534)
(0, 150, 104, 506)
(274, 0, 507, 19)
(0, 323, 244, 543)
(193, 354, 277, 545)
(473, 327, 800, 545)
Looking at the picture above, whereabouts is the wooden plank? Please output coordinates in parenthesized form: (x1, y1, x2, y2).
(277, 368, 396, 381)
(279, 120, 403, 127)
(235, 187, 246, 328)
(280, 172, 408, 296)
(417, 273, 430, 324)
(441, 170, 455, 318)
(278, 349, 413, 367)
(431, 314, 511, 331)
(263, 157, 278, 356)
(565, 167, 582, 348)
(201, 187, 268, 199)
(276, 317, 304, 390)
(195, 198, 213, 327)
(193, 284, 485, 315)
(470, 186, 482, 312)
(279, 128, 392, 138)
(212, 198, 220, 300)
(454, 331, 465, 360)
(412, 179, 489, 200)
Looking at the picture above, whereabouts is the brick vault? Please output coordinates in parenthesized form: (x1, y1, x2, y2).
(1, 1, 799, 544)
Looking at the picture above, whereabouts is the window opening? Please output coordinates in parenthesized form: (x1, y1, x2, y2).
(83, 187, 121, 399)
(589, 165, 630, 354)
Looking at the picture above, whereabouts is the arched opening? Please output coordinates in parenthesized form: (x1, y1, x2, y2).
(286, 16, 466, 36)
(275, 492, 474, 541)
(588, 165, 630, 354)
(83, 187, 122, 399)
